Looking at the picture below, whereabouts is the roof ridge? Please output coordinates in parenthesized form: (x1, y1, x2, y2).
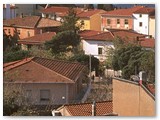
(33, 57, 86, 66)
(4, 57, 34, 72)
(64, 100, 113, 106)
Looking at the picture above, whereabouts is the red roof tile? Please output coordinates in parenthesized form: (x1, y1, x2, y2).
(101, 6, 143, 17)
(3, 16, 41, 28)
(41, 6, 84, 17)
(77, 9, 105, 18)
(4, 57, 86, 83)
(79, 30, 103, 38)
(84, 32, 114, 41)
(133, 7, 155, 14)
(37, 18, 61, 28)
(111, 30, 145, 41)
(147, 84, 155, 95)
(139, 38, 155, 48)
(18, 32, 56, 45)
(60, 101, 113, 116)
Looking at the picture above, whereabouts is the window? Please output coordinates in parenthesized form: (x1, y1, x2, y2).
(27, 31, 30, 37)
(107, 19, 111, 25)
(26, 90, 32, 102)
(8, 29, 10, 34)
(40, 90, 50, 101)
(124, 19, 128, 24)
(98, 47, 103, 55)
(139, 22, 142, 27)
(139, 14, 142, 17)
(17, 30, 20, 35)
(117, 19, 120, 24)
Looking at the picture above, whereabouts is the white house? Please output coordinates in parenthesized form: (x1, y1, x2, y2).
(80, 30, 151, 62)
(81, 31, 115, 62)
(133, 7, 155, 36)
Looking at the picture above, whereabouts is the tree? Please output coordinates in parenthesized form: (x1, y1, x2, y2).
(69, 52, 100, 75)
(45, 30, 80, 55)
(60, 7, 82, 33)
(139, 50, 155, 83)
(111, 38, 155, 83)
(4, 50, 30, 63)
(97, 4, 115, 11)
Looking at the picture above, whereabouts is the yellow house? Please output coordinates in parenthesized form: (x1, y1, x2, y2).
(149, 16, 155, 38)
(77, 9, 106, 31)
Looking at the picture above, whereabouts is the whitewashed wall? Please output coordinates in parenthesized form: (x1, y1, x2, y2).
(82, 40, 114, 61)
(133, 13, 149, 35)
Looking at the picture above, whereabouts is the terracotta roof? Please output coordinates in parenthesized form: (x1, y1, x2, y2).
(37, 18, 61, 28)
(4, 57, 86, 83)
(79, 30, 103, 38)
(111, 30, 145, 41)
(101, 6, 143, 17)
(133, 7, 155, 14)
(139, 38, 155, 48)
(77, 9, 105, 18)
(59, 101, 113, 116)
(147, 84, 155, 95)
(41, 6, 84, 17)
(84, 32, 114, 41)
(18, 32, 56, 45)
(3, 16, 41, 28)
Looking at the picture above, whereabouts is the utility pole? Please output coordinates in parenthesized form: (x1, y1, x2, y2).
(89, 54, 91, 78)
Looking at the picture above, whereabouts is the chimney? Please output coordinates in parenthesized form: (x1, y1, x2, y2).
(92, 101, 96, 116)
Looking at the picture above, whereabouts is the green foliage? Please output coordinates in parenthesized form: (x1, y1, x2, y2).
(111, 38, 155, 82)
(69, 53, 99, 75)
(139, 50, 155, 83)
(60, 7, 81, 33)
(97, 4, 114, 11)
(29, 46, 53, 59)
(3, 84, 23, 116)
(4, 50, 30, 63)
(45, 30, 80, 55)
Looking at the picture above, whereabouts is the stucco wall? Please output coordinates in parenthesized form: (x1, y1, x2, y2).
(5, 83, 74, 105)
(133, 14, 149, 35)
(112, 78, 155, 116)
(79, 19, 90, 30)
(90, 13, 102, 31)
(101, 16, 133, 31)
(3, 26, 40, 39)
(149, 17, 155, 38)
(82, 40, 114, 61)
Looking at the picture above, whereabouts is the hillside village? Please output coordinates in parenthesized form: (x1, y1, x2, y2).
(3, 4, 155, 116)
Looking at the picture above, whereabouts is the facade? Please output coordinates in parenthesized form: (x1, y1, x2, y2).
(112, 77, 155, 116)
(4, 57, 87, 105)
(101, 6, 143, 31)
(81, 31, 114, 62)
(149, 16, 155, 38)
(3, 4, 17, 20)
(18, 32, 56, 50)
(80, 30, 148, 62)
(3, 16, 61, 39)
(133, 7, 155, 36)
(77, 9, 106, 31)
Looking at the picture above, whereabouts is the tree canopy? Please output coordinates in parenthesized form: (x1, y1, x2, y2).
(111, 38, 155, 83)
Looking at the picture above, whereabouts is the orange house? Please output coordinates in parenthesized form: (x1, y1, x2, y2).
(101, 6, 144, 31)
(3, 16, 61, 40)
